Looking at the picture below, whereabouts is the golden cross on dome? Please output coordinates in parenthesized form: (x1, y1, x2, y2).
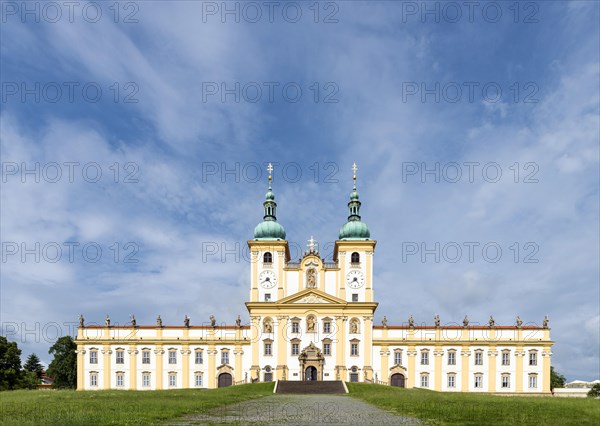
(307, 236, 316, 251)
(267, 163, 273, 181)
(352, 162, 358, 188)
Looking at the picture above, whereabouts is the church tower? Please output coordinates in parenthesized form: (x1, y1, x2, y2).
(248, 163, 290, 303)
(334, 163, 376, 304)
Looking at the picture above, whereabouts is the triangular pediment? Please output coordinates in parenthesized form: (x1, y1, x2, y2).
(278, 289, 346, 305)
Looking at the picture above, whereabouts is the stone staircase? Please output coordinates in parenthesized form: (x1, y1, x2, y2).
(275, 380, 347, 394)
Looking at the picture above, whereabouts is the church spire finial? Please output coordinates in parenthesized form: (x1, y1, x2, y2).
(267, 162, 273, 190)
(352, 162, 358, 190)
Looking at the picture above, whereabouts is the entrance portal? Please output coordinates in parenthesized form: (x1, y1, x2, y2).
(305, 366, 317, 381)
(218, 373, 232, 387)
(298, 342, 324, 381)
(391, 373, 405, 387)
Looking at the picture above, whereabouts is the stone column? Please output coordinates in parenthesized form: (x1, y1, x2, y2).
(380, 346, 389, 384)
(276, 316, 288, 380)
(128, 345, 138, 390)
(181, 345, 190, 388)
(250, 315, 261, 382)
(406, 346, 417, 388)
(461, 346, 470, 392)
(207, 345, 217, 389)
(542, 347, 552, 393)
(488, 347, 497, 392)
(515, 347, 525, 392)
(155, 345, 164, 390)
(334, 316, 348, 380)
(102, 344, 111, 390)
(434, 347, 443, 391)
(76, 345, 85, 390)
(363, 316, 373, 379)
(234, 347, 244, 383)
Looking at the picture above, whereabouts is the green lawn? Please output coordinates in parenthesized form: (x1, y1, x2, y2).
(2, 383, 599, 425)
(0, 383, 274, 425)
(347, 383, 600, 426)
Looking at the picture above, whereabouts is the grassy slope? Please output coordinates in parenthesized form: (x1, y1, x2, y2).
(346, 383, 600, 426)
(0, 382, 274, 425)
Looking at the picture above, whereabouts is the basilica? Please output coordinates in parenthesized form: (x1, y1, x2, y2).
(76, 164, 553, 394)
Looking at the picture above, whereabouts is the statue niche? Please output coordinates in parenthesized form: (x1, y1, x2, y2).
(306, 268, 317, 288)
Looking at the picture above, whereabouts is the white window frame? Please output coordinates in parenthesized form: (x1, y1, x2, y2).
(447, 351, 456, 365)
(447, 374, 456, 388)
(142, 373, 150, 387)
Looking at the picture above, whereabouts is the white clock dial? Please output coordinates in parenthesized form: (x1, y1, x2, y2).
(259, 271, 277, 289)
(346, 270, 364, 289)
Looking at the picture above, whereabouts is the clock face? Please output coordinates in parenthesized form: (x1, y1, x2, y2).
(259, 271, 277, 289)
(346, 270, 364, 289)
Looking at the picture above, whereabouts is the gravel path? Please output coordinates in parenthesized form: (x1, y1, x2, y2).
(170, 394, 421, 425)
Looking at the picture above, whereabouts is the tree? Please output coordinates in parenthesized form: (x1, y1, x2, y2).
(17, 370, 40, 390)
(47, 336, 77, 389)
(0, 336, 23, 391)
(23, 353, 44, 379)
(550, 366, 566, 391)
(588, 383, 600, 398)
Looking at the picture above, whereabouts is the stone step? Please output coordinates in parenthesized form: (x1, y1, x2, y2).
(275, 380, 347, 394)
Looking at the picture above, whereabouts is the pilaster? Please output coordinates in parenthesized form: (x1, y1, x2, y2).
(128, 344, 138, 390)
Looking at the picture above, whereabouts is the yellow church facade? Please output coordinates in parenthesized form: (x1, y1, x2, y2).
(76, 164, 553, 394)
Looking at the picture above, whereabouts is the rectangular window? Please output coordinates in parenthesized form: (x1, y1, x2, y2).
(264, 293, 271, 302)
(501, 352, 510, 366)
(447, 374, 455, 388)
(195, 351, 203, 364)
(169, 374, 176, 387)
(447, 351, 456, 365)
(169, 351, 177, 364)
(90, 373, 97, 387)
(142, 373, 150, 387)
(352, 294, 358, 302)
(394, 351, 402, 365)
(421, 351, 429, 365)
(264, 343, 272, 356)
(221, 351, 229, 365)
(323, 322, 331, 333)
(292, 322, 299, 333)
(116, 373, 124, 387)
(324, 343, 331, 356)
(502, 375, 510, 388)
(89, 351, 97, 364)
(529, 352, 537, 366)
(195, 374, 203, 387)
(292, 343, 299, 355)
(474, 352, 483, 365)
(142, 350, 150, 364)
(421, 375, 429, 387)
(351, 343, 359, 356)
(529, 375, 537, 388)
(474, 375, 482, 388)
(116, 350, 124, 364)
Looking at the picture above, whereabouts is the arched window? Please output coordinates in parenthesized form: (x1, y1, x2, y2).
(351, 252, 360, 263)
(263, 252, 273, 263)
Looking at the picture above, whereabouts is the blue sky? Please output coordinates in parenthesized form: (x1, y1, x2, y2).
(1, 1, 598, 381)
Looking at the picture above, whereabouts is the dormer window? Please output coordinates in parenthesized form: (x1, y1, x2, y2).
(263, 252, 273, 264)
(351, 252, 360, 264)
